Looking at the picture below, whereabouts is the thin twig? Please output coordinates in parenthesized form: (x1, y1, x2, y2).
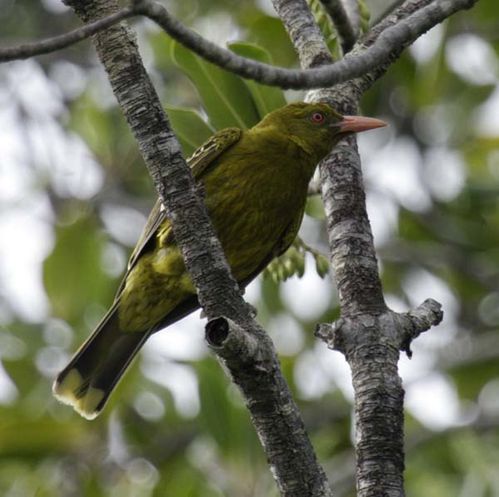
(0, 7, 134, 61)
(320, 0, 358, 52)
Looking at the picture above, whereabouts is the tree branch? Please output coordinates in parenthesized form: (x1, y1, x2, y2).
(0, 0, 477, 91)
(0, 7, 133, 61)
(270, 0, 333, 68)
(205, 317, 334, 497)
(262, 0, 458, 495)
(315, 113, 410, 495)
(63, 1, 332, 495)
(115, 0, 480, 89)
(320, 0, 358, 52)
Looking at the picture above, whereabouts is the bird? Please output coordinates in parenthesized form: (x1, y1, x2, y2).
(53, 102, 386, 419)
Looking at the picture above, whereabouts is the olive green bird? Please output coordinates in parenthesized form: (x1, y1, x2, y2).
(53, 102, 385, 419)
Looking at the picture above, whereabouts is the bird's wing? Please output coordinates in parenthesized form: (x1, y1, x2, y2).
(239, 206, 305, 289)
(189, 127, 242, 178)
(114, 127, 243, 298)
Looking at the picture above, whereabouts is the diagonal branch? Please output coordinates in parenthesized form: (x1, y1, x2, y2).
(114, 0, 481, 89)
(63, 1, 332, 495)
(0, 0, 478, 91)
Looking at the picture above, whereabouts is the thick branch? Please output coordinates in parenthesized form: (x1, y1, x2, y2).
(311, 96, 407, 495)
(272, 0, 458, 495)
(206, 318, 333, 497)
(0, 0, 477, 91)
(309, 0, 449, 314)
(64, 1, 331, 495)
(306, 0, 456, 314)
(314, 302, 442, 497)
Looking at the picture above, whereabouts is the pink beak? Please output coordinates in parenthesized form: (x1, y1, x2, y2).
(336, 115, 387, 134)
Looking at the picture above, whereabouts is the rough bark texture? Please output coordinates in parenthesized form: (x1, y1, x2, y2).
(206, 318, 333, 497)
(272, 1, 451, 495)
(315, 301, 442, 497)
(315, 101, 443, 495)
(314, 83, 407, 497)
(319, 134, 386, 315)
(345, 321, 405, 497)
(64, 1, 332, 496)
(270, 0, 333, 68)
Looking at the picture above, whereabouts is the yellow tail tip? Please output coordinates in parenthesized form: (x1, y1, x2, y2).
(52, 369, 105, 420)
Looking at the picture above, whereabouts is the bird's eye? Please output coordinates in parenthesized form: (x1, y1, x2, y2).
(310, 112, 325, 124)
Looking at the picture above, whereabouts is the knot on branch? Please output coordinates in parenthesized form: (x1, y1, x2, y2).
(315, 298, 443, 358)
(205, 316, 272, 372)
(205, 316, 231, 347)
(396, 298, 443, 357)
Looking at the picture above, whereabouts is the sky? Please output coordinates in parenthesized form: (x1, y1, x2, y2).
(0, 21, 498, 430)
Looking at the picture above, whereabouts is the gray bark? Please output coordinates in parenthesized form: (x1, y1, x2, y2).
(270, 0, 333, 67)
(271, 0, 450, 495)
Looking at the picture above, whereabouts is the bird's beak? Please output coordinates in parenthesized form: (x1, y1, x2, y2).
(333, 115, 387, 134)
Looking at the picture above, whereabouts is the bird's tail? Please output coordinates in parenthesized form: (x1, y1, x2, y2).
(53, 304, 149, 420)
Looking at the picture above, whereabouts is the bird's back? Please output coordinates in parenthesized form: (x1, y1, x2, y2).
(119, 128, 313, 332)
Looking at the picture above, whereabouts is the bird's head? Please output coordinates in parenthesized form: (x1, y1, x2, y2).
(256, 102, 386, 168)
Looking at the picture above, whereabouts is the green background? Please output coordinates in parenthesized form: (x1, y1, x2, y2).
(0, 0, 498, 495)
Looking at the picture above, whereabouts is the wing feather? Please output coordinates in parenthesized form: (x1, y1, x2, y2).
(114, 127, 242, 299)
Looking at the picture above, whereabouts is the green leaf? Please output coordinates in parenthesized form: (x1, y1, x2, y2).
(170, 41, 260, 130)
(228, 42, 287, 118)
(358, 0, 371, 33)
(196, 360, 260, 459)
(43, 211, 112, 324)
(166, 105, 215, 156)
(305, 194, 326, 219)
(0, 412, 92, 458)
(263, 237, 329, 282)
(307, 0, 341, 58)
(246, 16, 298, 67)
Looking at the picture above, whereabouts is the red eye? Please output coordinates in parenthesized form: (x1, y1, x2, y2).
(311, 112, 325, 124)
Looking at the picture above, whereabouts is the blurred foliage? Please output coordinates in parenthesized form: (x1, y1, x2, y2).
(307, 0, 342, 58)
(0, 0, 499, 496)
(358, 0, 371, 34)
(263, 237, 330, 283)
